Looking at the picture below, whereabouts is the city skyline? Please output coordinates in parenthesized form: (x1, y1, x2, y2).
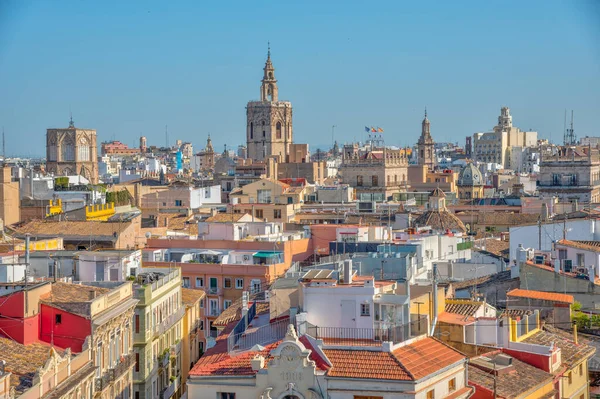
(1, 0, 599, 156)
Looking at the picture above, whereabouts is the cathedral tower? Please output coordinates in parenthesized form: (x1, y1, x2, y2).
(246, 45, 293, 161)
(417, 108, 435, 170)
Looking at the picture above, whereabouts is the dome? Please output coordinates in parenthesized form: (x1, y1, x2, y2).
(458, 163, 483, 186)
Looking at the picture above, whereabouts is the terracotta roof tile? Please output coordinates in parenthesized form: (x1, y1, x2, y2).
(324, 349, 411, 380)
(181, 288, 205, 305)
(41, 282, 110, 317)
(507, 289, 574, 304)
(438, 311, 476, 326)
(444, 300, 482, 317)
(469, 353, 554, 398)
(521, 326, 595, 368)
(0, 337, 62, 395)
(558, 239, 600, 253)
(204, 213, 251, 223)
(392, 337, 465, 380)
(11, 220, 131, 239)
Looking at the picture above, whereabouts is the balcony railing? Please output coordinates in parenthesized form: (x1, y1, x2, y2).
(94, 353, 135, 392)
(306, 319, 425, 346)
(160, 376, 180, 399)
(207, 287, 222, 295)
(227, 315, 290, 353)
(153, 307, 185, 338)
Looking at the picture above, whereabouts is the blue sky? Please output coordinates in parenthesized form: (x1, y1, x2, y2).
(0, 0, 599, 157)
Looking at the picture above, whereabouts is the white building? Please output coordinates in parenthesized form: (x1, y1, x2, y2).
(77, 250, 142, 281)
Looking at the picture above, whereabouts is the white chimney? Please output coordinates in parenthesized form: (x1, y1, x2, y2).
(251, 355, 264, 371)
(343, 259, 353, 284)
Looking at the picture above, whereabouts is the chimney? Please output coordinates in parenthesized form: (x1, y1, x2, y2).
(88, 290, 97, 300)
(343, 259, 353, 284)
(541, 203, 549, 222)
(251, 355, 264, 371)
(572, 199, 578, 213)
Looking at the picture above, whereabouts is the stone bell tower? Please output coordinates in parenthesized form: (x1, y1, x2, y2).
(417, 108, 435, 170)
(246, 44, 293, 162)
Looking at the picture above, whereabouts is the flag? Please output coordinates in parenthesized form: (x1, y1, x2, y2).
(364, 126, 370, 132)
(377, 127, 384, 133)
(371, 127, 377, 132)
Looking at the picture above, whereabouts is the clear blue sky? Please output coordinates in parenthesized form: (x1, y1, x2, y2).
(0, 0, 599, 157)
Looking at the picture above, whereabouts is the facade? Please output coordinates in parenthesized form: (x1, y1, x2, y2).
(537, 145, 600, 203)
(457, 163, 484, 200)
(339, 145, 410, 201)
(101, 141, 139, 156)
(246, 48, 293, 161)
(132, 268, 184, 399)
(417, 109, 435, 169)
(191, 136, 215, 172)
(181, 287, 206, 395)
(46, 118, 99, 184)
(472, 107, 538, 169)
(0, 166, 20, 226)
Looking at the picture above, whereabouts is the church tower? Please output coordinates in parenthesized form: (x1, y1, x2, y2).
(417, 108, 435, 169)
(246, 45, 293, 161)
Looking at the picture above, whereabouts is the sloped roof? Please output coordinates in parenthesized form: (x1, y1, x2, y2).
(430, 187, 446, 198)
(40, 282, 110, 317)
(413, 210, 467, 233)
(11, 220, 129, 239)
(522, 325, 595, 367)
(181, 288, 206, 306)
(445, 300, 482, 317)
(507, 288, 574, 304)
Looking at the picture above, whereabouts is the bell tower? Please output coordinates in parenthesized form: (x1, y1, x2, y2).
(417, 108, 435, 169)
(246, 44, 293, 161)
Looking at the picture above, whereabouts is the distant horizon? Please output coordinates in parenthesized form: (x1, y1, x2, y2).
(1, 1, 599, 156)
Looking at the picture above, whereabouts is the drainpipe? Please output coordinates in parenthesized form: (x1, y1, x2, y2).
(25, 234, 30, 315)
(429, 264, 438, 336)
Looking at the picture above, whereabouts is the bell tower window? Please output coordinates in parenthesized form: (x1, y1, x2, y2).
(276, 122, 282, 139)
(250, 122, 253, 139)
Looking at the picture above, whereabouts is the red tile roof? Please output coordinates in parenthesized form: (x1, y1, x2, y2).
(393, 337, 465, 380)
(324, 349, 411, 380)
(324, 337, 465, 381)
(507, 289, 574, 304)
(438, 311, 476, 326)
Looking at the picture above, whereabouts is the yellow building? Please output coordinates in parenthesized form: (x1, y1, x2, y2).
(0, 166, 20, 226)
(457, 163, 484, 200)
(181, 288, 206, 397)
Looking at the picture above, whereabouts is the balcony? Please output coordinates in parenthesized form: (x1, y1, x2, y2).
(153, 307, 185, 339)
(206, 287, 222, 296)
(170, 341, 181, 357)
(160, 376, 180, 399)
(208, 307, 220, 317)
(94, 353, 135, 392)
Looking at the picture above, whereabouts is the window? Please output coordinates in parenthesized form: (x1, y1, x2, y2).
(577, 253, 585, 267)
(257, 189, 272, 204)
(250, 279, 261, 294)
(236, 278, 244, 289)
(224, 300, 232, 310)
(568, 371, 573, 384)
(209, 277, 218, 294)
(372, 175, 378, 187)
(78, 145, 90, 161)
(427, 390, 434, 399)
(175, 200, 183, 207)
(250, 122, 253, 139)
(360, 304, 370, 316)
(357, 175, 363, 187)
(196, 277, 204, 288)
(62, 143, 75, 161)
(182, 277, 190, 288)
(219, 393, 235, 399)
(276, 122, 282, 139)
(448, 378, 456, 392)
(224, 278, 232, 289)
(55, 314, 62, 324)
(135, 314, 139, 333)
(135, 352, 139, 372)
(274, 209, 282, 219)
(200, 320, 204, 330)
(579, 363, 583, 375)
(255, 209, 264, 219)
(209, 299, 219, 316)
(200, 299, 204, 308)
(135, 392, 139, 399)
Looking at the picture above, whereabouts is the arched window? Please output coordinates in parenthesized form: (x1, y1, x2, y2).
(269, 72, 273, 79)
(276, 122, 282, 139)
(62, 142, 75, 161)
(250, 122, 253, 139)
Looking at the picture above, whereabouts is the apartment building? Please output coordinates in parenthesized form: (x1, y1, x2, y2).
(181, 287, 206, 395)
(131, 269, 184, 399)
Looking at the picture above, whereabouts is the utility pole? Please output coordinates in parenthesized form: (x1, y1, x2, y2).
(415, 301, 424, 332)
(538, 217, 542, 250)
(563, 212, 567, 241)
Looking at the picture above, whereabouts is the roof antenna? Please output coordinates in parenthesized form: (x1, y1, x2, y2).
(2, 126, 5, 165)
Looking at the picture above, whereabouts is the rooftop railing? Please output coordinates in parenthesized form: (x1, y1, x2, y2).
(227, 316, 291, 353)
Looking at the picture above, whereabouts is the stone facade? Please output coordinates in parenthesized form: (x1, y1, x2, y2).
(472, 107, 537, 169)
(46, 118, 99, 184)
(339, 146, 409, 200)
(538, 145, 600, 203)
(247, 48, 293, 161)
(417, 109, 435, 169)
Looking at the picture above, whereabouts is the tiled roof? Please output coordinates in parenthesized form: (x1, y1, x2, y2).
(163, 214, 198, 235)
(474, 239, 509, 260)
(41, 282, 110, 317)
(478, 212, 540, 226)
(445, 300, 482, 317)
(392, 337, 465, 380)
(0, 337, 61, 395)
(469, 353, 554, 398)
(413, 210, 467, 233)
(212, 294, 269, 327)
(499, 309, 534, 319)
(452, 270, 514, 290)
(11, 220, 130, 239)
(438, 311, 475, 326)
(521, 326, 596, 367)
(323, 337, 465, 381)
(181, 288, 205, 306)
(558, 239, 600, 253)
(507, 288, 574, 304)
(324, 349, 411, 380)
(204, 213, 250, 223)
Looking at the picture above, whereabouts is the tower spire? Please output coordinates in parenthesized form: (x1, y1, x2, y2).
(424, 107, 427, 118)
(267, 41, 271, 60)
(69, 109, 74, 128)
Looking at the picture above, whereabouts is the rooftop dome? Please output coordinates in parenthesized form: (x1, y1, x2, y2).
(458, 163, 483, 186)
